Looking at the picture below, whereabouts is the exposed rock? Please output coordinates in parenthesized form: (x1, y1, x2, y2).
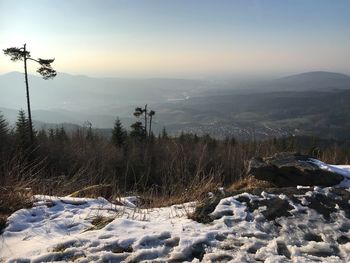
(238, 196, 293, 221)
(191, 187, 350, 223)
(247, 152, 344, 187)
(277, 241, 291, 259)
(337, 235, 350, 244)
(304, 232, 323, 242)
(189, 193, 225, 224)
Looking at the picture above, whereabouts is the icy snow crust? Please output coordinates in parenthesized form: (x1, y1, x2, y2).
(1, 164, 350, 263)
(310, 159, 350, 188)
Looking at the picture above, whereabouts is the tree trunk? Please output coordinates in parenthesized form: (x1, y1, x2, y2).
(144, 104, 148, 137)
(23, 44, 34, 145)
(149, 115, 153, 136)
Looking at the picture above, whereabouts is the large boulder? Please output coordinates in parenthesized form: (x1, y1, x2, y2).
(247, 152, 343, 187)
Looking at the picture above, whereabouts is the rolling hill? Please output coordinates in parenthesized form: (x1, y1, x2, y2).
(1, 71, 350, 139)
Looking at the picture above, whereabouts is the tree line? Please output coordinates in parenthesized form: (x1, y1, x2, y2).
(1, 109, 350, 203)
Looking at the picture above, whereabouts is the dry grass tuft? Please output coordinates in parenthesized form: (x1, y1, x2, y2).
(0, 186, 33, 233)
(84, 216, 115, 232)
(228, 175, 274, 191)
(69, 184, 114, 199)
(52, 243, 68, 253)
(142, 173, 221, 208)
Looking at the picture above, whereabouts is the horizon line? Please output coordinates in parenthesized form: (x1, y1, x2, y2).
(1, 70, 349, 80)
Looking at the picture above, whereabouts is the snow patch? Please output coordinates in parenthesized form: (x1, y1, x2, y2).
(1, 163, 350, 262)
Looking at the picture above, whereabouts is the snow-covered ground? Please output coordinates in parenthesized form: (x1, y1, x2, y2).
(310, 159, 350, 188)
(1, 162, 350, 263)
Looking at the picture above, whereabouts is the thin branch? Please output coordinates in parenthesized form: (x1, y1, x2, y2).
(26, 57, 40, 63)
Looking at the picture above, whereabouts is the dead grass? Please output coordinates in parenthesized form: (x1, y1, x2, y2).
(141, 173, 221, 208)
(52, 243, 68, 253)
(228, 175, 274, 191)
(0, 186, 33, 233)
(69, 184, 113, 199)
(84, 215, 115, 232)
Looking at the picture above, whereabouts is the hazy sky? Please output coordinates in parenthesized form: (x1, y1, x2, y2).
(1, 0, 350, 78)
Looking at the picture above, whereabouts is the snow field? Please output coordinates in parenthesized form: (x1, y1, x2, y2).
(1, 163, 350, 262)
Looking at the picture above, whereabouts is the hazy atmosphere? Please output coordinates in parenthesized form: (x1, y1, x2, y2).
(2, 1, 350, 262)
(1, 0, 350, 77)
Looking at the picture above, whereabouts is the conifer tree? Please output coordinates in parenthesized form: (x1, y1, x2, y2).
(0, 113, 9, 149)
(130, 121, 146, 141)
(148, 110, 155, 136)
(133, 105, 155, 138)
(48, 128, 55, 141)
(55, 126, 69, 143)
(0, 113, 8, 138)
(112, 118, 127, 147)
(85, 121, 95, 141)
(37, 129, 48, 142)
(133, 106, 147, 137)
(15, 109, 31, 149)
(161, 127, 168, 139)
(3, 44, 56, 144)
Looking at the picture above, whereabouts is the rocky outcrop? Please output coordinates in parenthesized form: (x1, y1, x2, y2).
(192, 187, 350, 223)
(247, 152, 344, 187)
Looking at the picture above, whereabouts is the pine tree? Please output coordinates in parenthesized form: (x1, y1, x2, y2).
(148, 110, 155, 136)
(133, 105, 155, 138)
(16, 109, 31, 149)
(84, 121, 95, 141)
(3, 44, 56, 144)
(112, 118, 127, 147)
(161, 127, 168, 139)
(37, 129, 48, 142)
(0, 113, 8, 138)
(130, 121, 146, 141)
(0, 113, 9, 149)
(134, 106, 147, 137)
(56, 126, 69, 142)
(48, 128, 55, 141)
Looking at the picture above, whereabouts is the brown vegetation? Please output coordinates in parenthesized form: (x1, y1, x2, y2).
(85, 216, 115, 232)
(1, 110, 350, 228)
(228, 175, 274, 191)
(0, 186, 33, 233)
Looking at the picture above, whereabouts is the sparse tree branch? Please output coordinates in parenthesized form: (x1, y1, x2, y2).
(37, 66, 57, 79)
(26, 57, 40, 63)
(38, 58, 55, 66)
(3, 47, 30, 61)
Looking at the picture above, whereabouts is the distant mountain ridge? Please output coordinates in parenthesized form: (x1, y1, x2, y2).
(272, 71, 350, 91)
(280, 71, 350, 80)
(1, 71, 350, 139)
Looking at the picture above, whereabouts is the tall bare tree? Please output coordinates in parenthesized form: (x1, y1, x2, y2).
(3, 44, 56, 144)
(148, 110, 155, 136)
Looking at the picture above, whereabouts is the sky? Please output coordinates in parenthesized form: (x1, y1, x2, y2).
(0, 0, 350, 78)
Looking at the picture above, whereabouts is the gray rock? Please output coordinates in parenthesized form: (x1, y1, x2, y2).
(248, 152, 344, 187)
(191, 187, 350, 223)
